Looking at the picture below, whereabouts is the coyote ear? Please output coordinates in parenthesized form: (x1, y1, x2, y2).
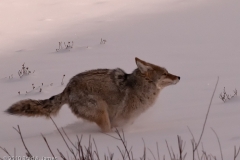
(135, 57, 152, 73)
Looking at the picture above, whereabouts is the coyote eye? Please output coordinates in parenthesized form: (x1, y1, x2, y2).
(163, 73, 167, 76)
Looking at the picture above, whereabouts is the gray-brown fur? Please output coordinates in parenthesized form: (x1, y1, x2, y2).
(6, 57, 180, 132)
(6, 92, 67, 117)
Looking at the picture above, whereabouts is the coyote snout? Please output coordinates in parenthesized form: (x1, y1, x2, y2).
(156, 72, 180, 89)
(6, 57, 180, 132)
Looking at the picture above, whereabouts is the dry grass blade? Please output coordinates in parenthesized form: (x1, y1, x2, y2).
(141, 139, 146, 160)
(165, 140, 173, 160)
(178, 135, 186, 160)
(79, 145, 85, 160)
(93, 138, 100, 160)
(13, 125, 32, 157)
(170, 147, 176, 160)
(107, 147, 114, 160)
(76, 134, 84, 159)
(187, 126, 200, 160)
(234, 146, 240, 160)
(77, 134, 83, 144)
(62, 127, 78, 150)
(41, 133, 56, 158)
(148, 148, 156, 160)
(130, 150, 134, 160)
(194, 77, 219, 151)
(77, 139, 81, 159)
(103, 132, 121, 140)
(117, 146, 125, 160)
(0, 146, 11, 156)
(115, 128, 131, 160)
(57, 149, 67, 160)
(84, 135, 94, 160)
(156, 142, 160, 160)
(49, 116, 77, 159)
(211, 128, 223, 160)
(14, 148, 16, 159)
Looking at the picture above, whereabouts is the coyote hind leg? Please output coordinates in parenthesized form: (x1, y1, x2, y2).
(95, 108, 111, 132)
(69, 97, 111, 132)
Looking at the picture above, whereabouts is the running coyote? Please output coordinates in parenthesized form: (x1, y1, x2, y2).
(6, 58, 180, 132)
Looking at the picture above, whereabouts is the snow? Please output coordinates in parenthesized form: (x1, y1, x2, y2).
(0, 0, 240, 159)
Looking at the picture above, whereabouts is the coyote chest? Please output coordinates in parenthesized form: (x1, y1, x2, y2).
(109, 84, 161, 127)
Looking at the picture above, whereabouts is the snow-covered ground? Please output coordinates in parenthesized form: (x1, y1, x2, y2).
(0, 0, 240, 159)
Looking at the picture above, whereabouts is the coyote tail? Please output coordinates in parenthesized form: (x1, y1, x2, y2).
(5, 92, 67, 117)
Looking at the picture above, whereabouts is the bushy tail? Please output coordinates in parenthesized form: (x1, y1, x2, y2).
(5, 92, 67, 117)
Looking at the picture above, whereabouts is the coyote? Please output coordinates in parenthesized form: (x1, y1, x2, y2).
(6, 58, 180, 132)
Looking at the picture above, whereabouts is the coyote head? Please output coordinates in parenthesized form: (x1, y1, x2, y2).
(135, 57, 180, 89)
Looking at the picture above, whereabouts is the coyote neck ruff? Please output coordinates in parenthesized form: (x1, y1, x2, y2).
(6, 57, 180, 132)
